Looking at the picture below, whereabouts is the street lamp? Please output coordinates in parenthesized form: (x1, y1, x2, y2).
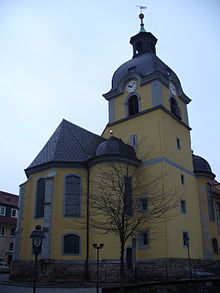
(93, 243, 104, 293)
(30, 225, 45, 293)
(185, 235, 192, 280)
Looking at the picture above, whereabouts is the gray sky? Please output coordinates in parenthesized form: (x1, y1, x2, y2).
(0, 0, 219, 195)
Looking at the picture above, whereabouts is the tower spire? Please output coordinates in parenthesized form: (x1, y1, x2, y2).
(137, 6, 147, 32)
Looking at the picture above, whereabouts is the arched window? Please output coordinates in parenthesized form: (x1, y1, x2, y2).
(128, 95, 139, 116)
(64, 175, 81, 217)
(35, 178, 45, 218)
(170, 97, 182, 120)
(63, 234, 80, 255)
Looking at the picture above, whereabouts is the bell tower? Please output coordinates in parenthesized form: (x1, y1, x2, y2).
(102, 11, 193, 176)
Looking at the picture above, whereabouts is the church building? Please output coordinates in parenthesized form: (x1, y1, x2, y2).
(11, 13, 220, 282)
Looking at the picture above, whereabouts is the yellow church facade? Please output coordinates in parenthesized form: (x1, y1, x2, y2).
(11, 15, 220, 282)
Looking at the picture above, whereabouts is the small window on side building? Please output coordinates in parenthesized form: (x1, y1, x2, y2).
(0, 206, 6, 216)
(11, 208, 17, 218)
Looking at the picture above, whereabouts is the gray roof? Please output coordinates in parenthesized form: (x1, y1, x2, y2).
(96, 136, 137, 160)
(26, 119, 106, 171)
(111, 53, 175, 90)
(192, 154, 215, 179)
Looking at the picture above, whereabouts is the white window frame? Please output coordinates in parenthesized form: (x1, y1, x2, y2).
(0, 206, 6, 216)
(11, 208, 17, 218)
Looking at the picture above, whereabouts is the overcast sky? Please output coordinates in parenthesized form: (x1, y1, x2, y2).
(0, 0, 219, 195)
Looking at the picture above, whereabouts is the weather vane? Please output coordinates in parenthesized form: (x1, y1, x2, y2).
(137, 5, 147, 32)
(137, 5, 147, 14)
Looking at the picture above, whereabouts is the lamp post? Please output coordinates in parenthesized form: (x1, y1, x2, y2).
(185, 235, 192, 280)
(93, 243, 104, 293)
(30, 225, 45, 293)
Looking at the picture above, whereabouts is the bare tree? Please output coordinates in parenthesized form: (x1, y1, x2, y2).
(89, 160, 179, 291)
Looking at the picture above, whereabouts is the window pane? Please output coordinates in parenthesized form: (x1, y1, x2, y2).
(35, 179, 46, 218)
(183, 231, 189, 247)
(0, 206, 6, 216)
(65, 176, 81, 217)
(63, 234, 80, 254)
(128, 95, 139, 116)
(143, 232, 148, 246)
(181, 200, 186, 214)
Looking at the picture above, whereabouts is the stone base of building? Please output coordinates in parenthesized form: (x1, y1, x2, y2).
(10, 258, 220, 283)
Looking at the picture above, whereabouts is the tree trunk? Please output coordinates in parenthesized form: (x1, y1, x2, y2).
(120, 242, 125, 293)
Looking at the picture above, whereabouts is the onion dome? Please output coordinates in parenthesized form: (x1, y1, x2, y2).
(95, 136, 137, 160)
(192, 154, 215, 179)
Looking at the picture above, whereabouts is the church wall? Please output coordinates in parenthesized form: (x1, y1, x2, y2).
(196, 177, 220, 260)
(19, 167, 88, 261)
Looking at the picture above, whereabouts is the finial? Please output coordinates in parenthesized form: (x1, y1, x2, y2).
(137, 6, 147, 32)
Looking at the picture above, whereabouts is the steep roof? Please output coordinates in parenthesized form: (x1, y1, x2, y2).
(0, 191, 19, 208)
(26, 119, 106, 174)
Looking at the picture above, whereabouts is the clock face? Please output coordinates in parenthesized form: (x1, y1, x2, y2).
(169, 83, 177, 95)
(126, 80, 138, 93)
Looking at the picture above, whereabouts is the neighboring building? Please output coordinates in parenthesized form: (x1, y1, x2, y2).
(0, 191, 19, 264)
(12, 14, 220, 281)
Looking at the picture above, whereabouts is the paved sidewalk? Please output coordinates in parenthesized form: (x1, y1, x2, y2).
(0, 285, 100, 293)
(0, 274, 102, 292)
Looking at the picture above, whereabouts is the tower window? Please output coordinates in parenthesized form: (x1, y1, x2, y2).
(128, 95, 139, 116)
(170, 97, 182, 120)
(181, 200, 186, 214)
(176, 137, 181, 150)
(181, 174, 185, 185)
(64, 175, 81, 217)
(35, 178, 46, 218)
(63, 233, 80, 255)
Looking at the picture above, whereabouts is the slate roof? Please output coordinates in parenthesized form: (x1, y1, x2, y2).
(26, 119, 106, 171)
(0, 191, 19, 208)
(192, 154, 215, 179)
